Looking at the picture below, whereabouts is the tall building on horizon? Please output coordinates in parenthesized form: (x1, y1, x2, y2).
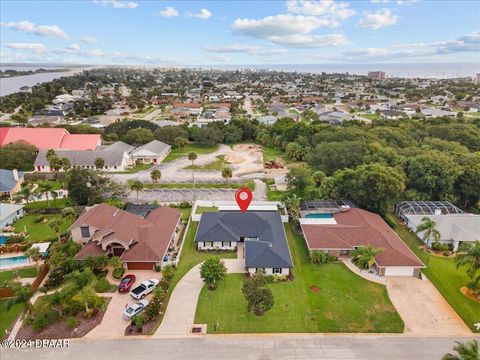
(368, 71, 386, 80)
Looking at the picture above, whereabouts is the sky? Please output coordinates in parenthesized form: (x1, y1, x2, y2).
(1, 0, 479, 66)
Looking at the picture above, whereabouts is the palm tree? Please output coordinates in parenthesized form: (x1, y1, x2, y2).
(283, 194, 301, 223)
(37, 181, 53, 207)
(94, 157, 105, 170)
(150, 169, 161, 183)
(188, 152, 197, 167)
(48, 218, 63, 242)
(130, 180, 144, 203)
(443, 340, 478, 360)
(455, 241, 480, 280)
(351, 246, 384, 270)
(62, 207, 77, 226)
(19, 186, 32, 204)
(222, 167, 233, 183)
(25, 246, 42, 270)
(188, 152, 197, 201)
(174, 137, 188, 151)
(415, 217, 441, 247)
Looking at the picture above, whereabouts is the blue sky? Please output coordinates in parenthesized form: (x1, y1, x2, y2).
(1, 0, 479, 65)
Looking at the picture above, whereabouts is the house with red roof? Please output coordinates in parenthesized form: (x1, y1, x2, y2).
(71, 204, 181, 270)
(0, 127, 101, 150)
(300, 207, 424, 277)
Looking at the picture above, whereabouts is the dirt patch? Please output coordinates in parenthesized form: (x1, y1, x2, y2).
(125, 318, 158, 336)
(16, 298, 111, 340)
(225, 143, 264, 177)
(309, 285, 320, 293)
(460, 286, 480, 303)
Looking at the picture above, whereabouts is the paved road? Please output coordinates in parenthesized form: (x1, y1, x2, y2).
(125, 188, 237, 203)
(2, 335, 478, 360)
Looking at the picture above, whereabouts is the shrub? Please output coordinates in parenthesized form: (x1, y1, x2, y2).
(133, 315, 146, 331)
(34, 216, 46, 224)
(94, 277, 113, 293)
(66, 316, 77, 329)
(162, 265, 175, 280)
(44, 267, 65, 289)
(442, 251, 450, 257)
(431, 242, 450, 252)
(112, 267, 125, 279)
(32, 317, 47, 332)
(310, 250, 332, 264)
(178, 201, 191, 208)
(154, 265, 161, 272)
(159, 277, 171, 292)
(6, 234, 26, 244)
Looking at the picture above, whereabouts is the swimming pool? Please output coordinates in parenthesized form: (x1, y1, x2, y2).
(0, 236, 8, 245)
(0, 255, 29, 268)
(305, 213, 334, 219)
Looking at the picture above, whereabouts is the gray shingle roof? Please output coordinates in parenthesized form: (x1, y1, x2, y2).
(0, 169, 24, 192)
(132, 140, 170, 155)
(34, 148, 126, 167)
(195, 211, 293, 268)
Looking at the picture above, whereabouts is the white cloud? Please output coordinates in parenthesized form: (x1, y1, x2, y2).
(6, 42, 48, 54)
(370, 0, 419, 4)
(209, 54, 230, 62)
(155, 6, 179, 17)
(189, 8, 212, 19)
(1, 20, 69, 39)
(286, 0, 355, 20)
(82, 35, 97, 44)
(92, 0, 138, 9)
(232, 14, 347, 48)
(66, 43, 81, 51)
(205, 44, 288, 56)
(357, 9, 398, 30)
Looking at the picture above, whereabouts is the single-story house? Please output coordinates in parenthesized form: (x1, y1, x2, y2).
(301, 207, 424, 277)
(195, 211, 293, 276)
(0, 169, 24, 200)
(0, 203, 24, 229)
(131, 140, 171, 164)
(395, 201, 480, 251)
(71, 204, 181, 270)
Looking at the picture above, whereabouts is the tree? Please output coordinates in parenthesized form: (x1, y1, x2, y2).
(37, 181, 53, 207)
(71, 285, 102, 314)
(174, 137, 189, 151)
(442, 340, 478, 360)
(415, 217, 441, 247)
(62, 207, 77, 226)
(283, 194, 301, 224)
(188, 152, 198, 200)
(94, 157, 105, 170)
(123, 128, 154, 146)
(25, 246, 42, 270)
(200, 257, 227, 290)
(18, 186, 32, 204)
(6, 285, 33, 315)
(0, 141, 38, 171)
(285, 165, 314, 199)
(312, 170, 326, 187)
(351, 246, 383, 270)
(455, 241, 480, 281)
(154, 126, 189, 145)
(150, 169, 161, 183)
(130, 180, 144, 203)
(221, 167, 233, 183)
(61, 157, 71, 172)
(188, 152, 198, 166)
(242, 271, 274, 316)
(46, 151, 62, 179)
(48, 218, 63, 242)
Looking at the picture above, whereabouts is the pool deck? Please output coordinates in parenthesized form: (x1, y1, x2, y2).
(0, 252, 36, 270)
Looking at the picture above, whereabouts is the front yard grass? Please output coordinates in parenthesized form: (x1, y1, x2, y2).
(0, 299, 24, 340)
(25, 197, 71, 209)
(0, 266, 37, 283)
(194, 224, 403, 333)
(195, 206, 219, 215)
(184, 155, 227, 171)
(13, 214, 69, 242)
(139, 179, 255, 191)
(163, 144, 219, 163)
(265, 178, 284, 201)
(390, 216, 480, 333)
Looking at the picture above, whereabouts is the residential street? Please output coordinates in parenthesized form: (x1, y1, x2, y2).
(2, 335, 478, 360)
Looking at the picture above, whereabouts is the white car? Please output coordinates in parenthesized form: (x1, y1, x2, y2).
(129, 278, 160, 299)
(123, 299, 149, 320)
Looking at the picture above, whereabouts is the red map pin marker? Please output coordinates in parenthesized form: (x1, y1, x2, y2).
(235, 187, 253, 213)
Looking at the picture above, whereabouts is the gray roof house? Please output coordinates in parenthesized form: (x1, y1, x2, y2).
(195, 211, 293, 274)
(131, 140, 171, 164)
(0, 169, 24, 199)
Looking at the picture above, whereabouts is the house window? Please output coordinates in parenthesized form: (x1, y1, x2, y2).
(273, 268, 282, 274)
(205, 241, 213, 247)
(80, 226, 90, 238)
(222, 241, 230, 247)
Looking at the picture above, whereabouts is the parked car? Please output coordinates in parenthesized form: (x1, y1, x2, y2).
(129, 278, 160, 299)
(118, 274, 136, 293)
(122, 299, 149, 320)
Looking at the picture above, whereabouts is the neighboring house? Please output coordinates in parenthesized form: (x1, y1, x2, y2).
(300, 207, 424, 277)
(0, 169, 24, 200)
(0, 127, 101, 150)
(421, 108, 456, 117)
(34, 141, 132, 172)
(72, 204, 181, 270)
(257, 115, 278, 125)
(0, 203, 24, 229)
(131, 140, 171, 164)
(195, 211, 293, 276)
(318, 111, 355, 124)
(395, 201, 480, 251)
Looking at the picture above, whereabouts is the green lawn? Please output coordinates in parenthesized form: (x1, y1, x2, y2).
(0, 299, 24, 340)
(184, 155, 227, 171)
(139, 179, 255, 191)
(265, 178, 284, 201)
(13, 214, 70, 242)
(390, 216, 480, 332)
(179, 207, 192, 221)
(195, 224, 404, 333)
(263, 145, 287, 164)
(195, 206, 219, 215)
(25, 197, 71, 209)
(0, 266, 37, 283)
(163, 144, 219, 163)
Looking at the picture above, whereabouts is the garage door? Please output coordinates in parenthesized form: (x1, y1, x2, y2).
(384, 266, 415, 276)
(127, 262, 154, 270)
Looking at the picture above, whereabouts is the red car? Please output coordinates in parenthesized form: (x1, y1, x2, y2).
(118, 274, 136, 293)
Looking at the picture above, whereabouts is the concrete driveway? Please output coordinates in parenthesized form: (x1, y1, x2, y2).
(84, 270, 161, 339)
(386, 276, 472, 335)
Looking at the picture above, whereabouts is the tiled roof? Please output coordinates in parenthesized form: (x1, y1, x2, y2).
(301, 208, 424, 268)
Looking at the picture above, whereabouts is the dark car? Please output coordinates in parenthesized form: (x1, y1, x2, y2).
(118, 274, 136, 293)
